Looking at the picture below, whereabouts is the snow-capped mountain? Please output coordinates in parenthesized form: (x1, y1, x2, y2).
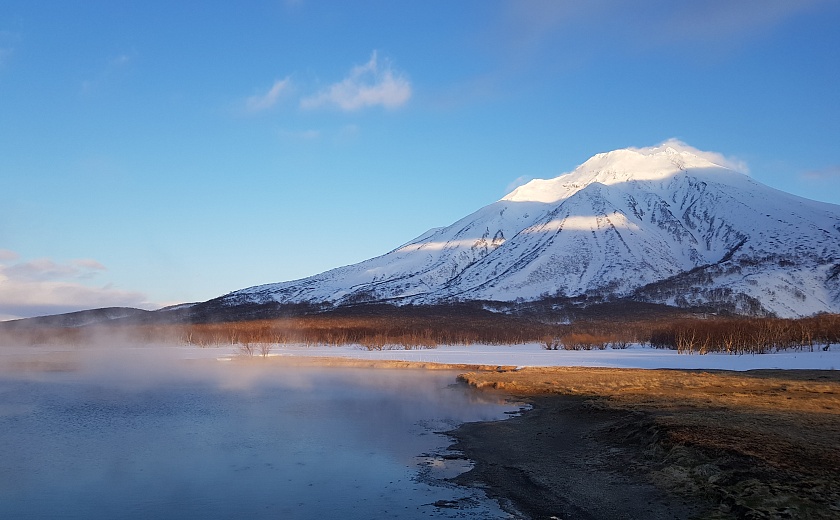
(222, 142, 840, 318)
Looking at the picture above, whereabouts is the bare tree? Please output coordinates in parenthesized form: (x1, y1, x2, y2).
(239, 341, 255, 357)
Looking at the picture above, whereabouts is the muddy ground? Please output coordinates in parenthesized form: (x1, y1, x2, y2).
(450, 367, 840, 519)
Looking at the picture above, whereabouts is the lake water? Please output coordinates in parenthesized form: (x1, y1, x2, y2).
(0, 346, 519, 519)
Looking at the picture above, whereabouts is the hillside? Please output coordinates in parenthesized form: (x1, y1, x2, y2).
(221, 143, 840, 318)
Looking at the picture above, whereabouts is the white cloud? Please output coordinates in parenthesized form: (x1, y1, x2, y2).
(504, 175, 536, 194)
(73, 258, 107, 271)
(4, 258, 81, 282)
(80, 50, 137, 95)
(301, 51, 411, 111)
(0, 47, 12, 66)
(504, 0, 826, 48)
(801, 165, 840, 180)
(634, 138, 750, 174)
(0, 30, 20, 64)
(494, 0, 830, 71)
(110, 54, 131, 67)
(2, 257, 106, 283)
(652, 0, 827, 44)
(0, 252, 155, 320)
(278, 128, 320, 140)
(338, 124, 360, 139)
(246, 77, 292, 112)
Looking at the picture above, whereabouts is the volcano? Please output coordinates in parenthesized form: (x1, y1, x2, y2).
(220, 142, 840, 318)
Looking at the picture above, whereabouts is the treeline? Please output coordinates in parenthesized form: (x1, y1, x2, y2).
(0, 313, 553, 350)
(2, 313, 838, 355)
(646, 314, 840, 354)
(541, 314, 840, 354)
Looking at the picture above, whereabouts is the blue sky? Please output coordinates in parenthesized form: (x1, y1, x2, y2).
(1, 0, 839, 320)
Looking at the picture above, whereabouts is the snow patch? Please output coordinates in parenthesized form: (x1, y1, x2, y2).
(240, 343, 840, 371)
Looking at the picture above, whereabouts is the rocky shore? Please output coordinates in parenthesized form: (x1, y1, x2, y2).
(449, 367, 840, 519)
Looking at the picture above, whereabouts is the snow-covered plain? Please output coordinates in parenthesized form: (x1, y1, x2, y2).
(3, 342, 837, 374)
(232, 343, 840, 371)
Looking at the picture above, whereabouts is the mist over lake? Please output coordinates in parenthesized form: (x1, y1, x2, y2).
(0, 345, 518, 519)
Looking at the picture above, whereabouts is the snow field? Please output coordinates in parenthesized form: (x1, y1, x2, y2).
(233, 342, 840, 371)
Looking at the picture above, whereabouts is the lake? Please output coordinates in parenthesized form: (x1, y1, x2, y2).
(0, 346, 519, 519)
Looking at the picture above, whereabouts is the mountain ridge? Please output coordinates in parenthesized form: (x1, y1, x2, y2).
(221, 142, 840, 318)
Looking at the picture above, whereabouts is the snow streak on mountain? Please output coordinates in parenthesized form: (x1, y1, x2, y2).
(224, 142, 840, 317)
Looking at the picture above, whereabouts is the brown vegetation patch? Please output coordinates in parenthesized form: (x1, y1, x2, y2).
(3, 313, 838, 356)
(456, 368, 840, 519)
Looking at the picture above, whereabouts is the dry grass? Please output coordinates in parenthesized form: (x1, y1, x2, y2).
(458, 367, 840, 518)
(460, 368, 840, 414)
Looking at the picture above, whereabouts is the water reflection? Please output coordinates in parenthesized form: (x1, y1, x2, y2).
(0, 345, 517, 519)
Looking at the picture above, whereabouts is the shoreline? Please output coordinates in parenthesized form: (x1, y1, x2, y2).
(449, 367, 840, 519)
(449, 394, 705, 519)
(4, 346, 840, 517)
(221, 354, 517, 372)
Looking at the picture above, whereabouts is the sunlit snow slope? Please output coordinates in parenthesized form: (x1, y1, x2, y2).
(224, 143, 840, 317)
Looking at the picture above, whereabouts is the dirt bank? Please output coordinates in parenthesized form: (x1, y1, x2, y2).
(450, 367, 840, 519)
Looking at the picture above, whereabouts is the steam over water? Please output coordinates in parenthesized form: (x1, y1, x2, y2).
(0, 345, 518, 519)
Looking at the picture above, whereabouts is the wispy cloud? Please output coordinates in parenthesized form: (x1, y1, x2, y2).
(81, 50, 136, 94)
(801, 165, 840, 180)
(0, 47, 12, 66)
(73, 258, 107, 271)
(301, 51, 411, 111)
(278, 128, 320, 140)
(651, 138, 750, 174)
(504, 139, 751, 195)
(0, 252, 154, 320)
(499, 0, 828, 57)
(0, 29, 21, 67)
(504, 175, 536, 194)
(0, 249, 19, 261)
(651, 0, 827, 44)
(110, 53, 131, 67)
(5, 258, 87, 282)
(246, 77, 292, 112)
(338, 124, 360, 140)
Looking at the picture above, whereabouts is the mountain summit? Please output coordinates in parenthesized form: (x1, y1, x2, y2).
(223, 142, 840, 317)
(504, 143, 741, 204)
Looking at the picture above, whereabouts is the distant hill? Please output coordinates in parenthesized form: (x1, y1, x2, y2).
(0, 307, 153, 329)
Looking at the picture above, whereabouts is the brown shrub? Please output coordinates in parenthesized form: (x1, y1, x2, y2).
(2, 312, 838, 356)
